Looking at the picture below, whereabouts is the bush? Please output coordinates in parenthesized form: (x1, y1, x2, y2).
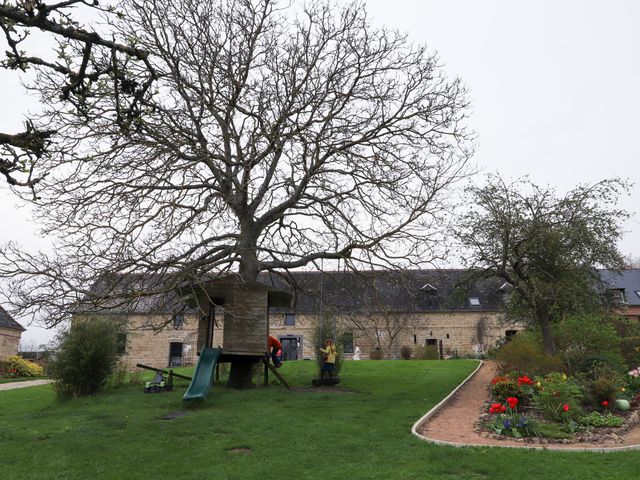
(534, 373, 584, 422)
(399, 345, 412, 360)
(47, 320, 125, 398)
(579, 362, 624, 407)
(580, 412, 623, 428)
(491, 377, 520, 402)
(620, 337, 640, 369)
(494, 333, 563, 376)
(310, 313, 343, 373)
(554, 314, 625, 374)
(0, 355, 44, 377)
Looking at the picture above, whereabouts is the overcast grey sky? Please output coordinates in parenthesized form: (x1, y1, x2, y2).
(1, 0, 638, 346)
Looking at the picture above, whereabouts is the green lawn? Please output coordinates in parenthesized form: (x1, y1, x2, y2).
(1, 360, 638, 479)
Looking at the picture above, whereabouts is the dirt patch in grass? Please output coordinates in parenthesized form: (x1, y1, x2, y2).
(226, 447, 252, 454)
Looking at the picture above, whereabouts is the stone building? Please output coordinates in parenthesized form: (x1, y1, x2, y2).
(0, 306, 25, 360)
(100, 269, 522, 368)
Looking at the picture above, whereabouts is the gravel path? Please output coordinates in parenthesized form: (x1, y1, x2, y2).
(416, 362, 640, 451)
(0, 379, 52, 391)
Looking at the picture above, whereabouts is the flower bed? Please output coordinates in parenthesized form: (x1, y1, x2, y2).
(477, 368, 640, 444)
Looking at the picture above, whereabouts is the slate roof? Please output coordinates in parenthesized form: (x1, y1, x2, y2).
(600, 269, 640, 306)
(261, 269, 505, 314)
(0, 305, 25, 331)
(85, 268, 640, 315)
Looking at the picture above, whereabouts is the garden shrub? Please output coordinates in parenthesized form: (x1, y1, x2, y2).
(554, 314, 625, 374)
(494, 333, 562, 376)
(580, 411, 623, 428)
(399, 345, 412, 360)
(47, 319, 125, 398)
(534, 372, 583, 422)
(310, 312, 343, 373)
(620, 337, 640, 369)
(0, 355, 44, 377)
(490, 373, 535, 405)
(491, 377, 520, 402)
(576, 362, 624, 407)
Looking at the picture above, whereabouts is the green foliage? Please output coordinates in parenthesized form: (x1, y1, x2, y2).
(534, 373, 583, 422)
(579, 362, 624, 406)
(455, 177, 630, 354)
(47, 320, 125, 398)
(534, 422, 574, 439)
(494, 333, 563, 376)
(0, 355, 44, 377)
(310, 312, 343, 373)
(553, 314, 625, 374)
(620, 337, 640, 369)
(487, 402, 539, 438)
(580, 412, 624, 428)
(491, 377, 520, 402)
(399, 345, 412, 360)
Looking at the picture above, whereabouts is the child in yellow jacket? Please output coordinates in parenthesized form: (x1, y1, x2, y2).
(319, 339, 337, 378)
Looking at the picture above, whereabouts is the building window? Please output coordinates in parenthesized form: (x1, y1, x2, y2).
(342, 332, 354, 354)
(169, 342, 183, 367)
(505, 330, 518, 340)
(469, 297, 481, 307)
(172, 313, 184, 328)
(608, 289, 627, 304)
(284, 313, 296, 326)
(116, 333, 127, 355)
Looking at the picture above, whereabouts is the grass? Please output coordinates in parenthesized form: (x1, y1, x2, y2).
(2, 360, 640, 479)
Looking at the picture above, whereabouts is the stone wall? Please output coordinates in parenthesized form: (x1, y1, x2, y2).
(0, 326, 22, 360)
(268, 310, 522, 360)
(110, 309, 522, 368)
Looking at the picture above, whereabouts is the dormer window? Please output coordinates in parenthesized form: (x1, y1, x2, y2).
(608, 289, 627, 305)
(469, 297, 481, 307)
(420, 283, 438, 294)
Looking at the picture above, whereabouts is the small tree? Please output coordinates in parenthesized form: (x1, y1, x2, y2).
(47, 319, 125, 398)
(455, 176, 629, 355)
(311, 312, 343, 375)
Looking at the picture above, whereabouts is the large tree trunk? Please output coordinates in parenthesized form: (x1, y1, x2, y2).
(227, 357, 256, 389)
(538, 311, 556, 356)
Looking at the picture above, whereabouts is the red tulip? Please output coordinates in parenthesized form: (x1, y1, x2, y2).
(562, 404, 570, 412)
(601, 400, 609, 408)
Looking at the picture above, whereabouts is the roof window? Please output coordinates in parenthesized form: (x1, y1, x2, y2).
(469, 297, 480, 307)
(420, 283, 437, 293)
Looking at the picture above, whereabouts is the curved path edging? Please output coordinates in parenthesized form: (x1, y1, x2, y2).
(411, 361, 640, 453)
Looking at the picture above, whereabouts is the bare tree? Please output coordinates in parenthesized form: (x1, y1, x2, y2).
(0, 0, 155, 190)
(340, 273, 428, 359)
(1, 0, 472, 384)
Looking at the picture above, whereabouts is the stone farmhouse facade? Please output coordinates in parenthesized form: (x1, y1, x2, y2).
(104, 270, 523, 368)
(90, 268, 640, 369)
(0, 306, 25, 360)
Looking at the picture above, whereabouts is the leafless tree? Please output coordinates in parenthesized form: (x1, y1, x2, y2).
(341, 274, 428, 359)
(2, 0, 472, 383)
(0, 0, 155, 190)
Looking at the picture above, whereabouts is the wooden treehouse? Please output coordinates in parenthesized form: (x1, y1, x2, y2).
(179, 275, 292, 389)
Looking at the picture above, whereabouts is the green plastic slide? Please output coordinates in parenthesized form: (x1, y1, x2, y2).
(183, 347, 222, 402)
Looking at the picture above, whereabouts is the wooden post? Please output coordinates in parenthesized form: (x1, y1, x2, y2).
(264, 357, 269, 386)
